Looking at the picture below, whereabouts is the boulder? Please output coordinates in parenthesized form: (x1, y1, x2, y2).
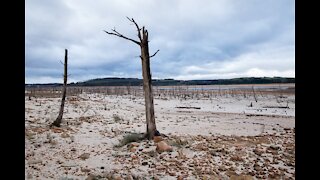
(156, 141, 173, 153)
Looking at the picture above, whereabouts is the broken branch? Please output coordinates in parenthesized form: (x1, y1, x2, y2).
(104, 29, 140, 45)
(150, 49, 160, 58)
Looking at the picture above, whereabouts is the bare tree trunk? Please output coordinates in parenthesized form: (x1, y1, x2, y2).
(141, 39, 157, 139)
(104, 18, 159, 139)
(52, 49, 68, 127)
(252, 86, 258, 103)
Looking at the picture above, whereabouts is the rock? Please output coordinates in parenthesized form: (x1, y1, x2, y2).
(218, 166, 227, 171)
(85, 174, 98, 180)
(131, 173, 141, 180)
(50, 140, 58, 145)
(247, 170, 255, 176)
(102, 171, 113, 179)
(112, 174, 122, 180)
(159, 154, 165, 159)
(156, 141, 173, 153)
(142, 147, 155, 153)
(81, 168, 91, 172)
(28, 159, 42, 164)
(268, 172, 276, 179)
(209, 149, 219, 156)
(56, 159, 63, 164)
(226, 170, 237, 177)
(61, 133, 70, 138)
(130, 154, 138, 159)
(194, 143, 208, 151)
(253, 148, 264, 156)
(286, 161, 295, 167)
(71, 148, 76, 152)
(61, 163, 78, 167)
(143, 148, 157, 157)
(230, 175, 254, 180)
(152, 176, 160, 180)
(142, 161, 148, 166)
(26, 151, 35, 157)
(129, 142, 140, 148)
(254, 163, 262, 171)
(168, 171, 176, 176)
(230, 155, 243, 162)
(34, 143, 41, 148)
(156, 165, 166, 171)
(79, 153, 90, 160)
(125, 175, 134, 180)
(130, 147, 136, 152)
(153, 136, 163, 143)
(177, 175, 184, 180)
(269, 145, 281, 150)
(235, 146, 243, 151)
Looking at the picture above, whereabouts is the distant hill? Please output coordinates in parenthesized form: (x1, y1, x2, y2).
(25, 77, 295, 87)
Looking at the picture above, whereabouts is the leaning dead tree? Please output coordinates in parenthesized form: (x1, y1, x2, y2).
(104, 17, 160, 140)
(51, 49, 68, 127)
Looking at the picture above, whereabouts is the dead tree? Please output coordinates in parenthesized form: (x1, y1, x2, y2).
(252, 86, 258, 102)
(104, 17, 159, 140)
(51, 49, 68, 127)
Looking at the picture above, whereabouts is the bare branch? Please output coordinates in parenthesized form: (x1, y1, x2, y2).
(126, 16, 142, 42)
(150, 49, 160, 58)
(104, 29, 140, 45)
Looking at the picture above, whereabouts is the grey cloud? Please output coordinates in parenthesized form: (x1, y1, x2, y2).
(26, 0, 294, 83)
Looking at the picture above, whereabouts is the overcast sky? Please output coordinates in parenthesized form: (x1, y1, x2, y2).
(25, 0, 295, 84)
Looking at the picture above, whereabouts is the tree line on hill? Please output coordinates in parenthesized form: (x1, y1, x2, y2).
(26, 77, 295, 87)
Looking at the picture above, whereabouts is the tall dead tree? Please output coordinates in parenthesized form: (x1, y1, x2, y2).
(104, 17, 159, 140)
(52, 49, 68, 127)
